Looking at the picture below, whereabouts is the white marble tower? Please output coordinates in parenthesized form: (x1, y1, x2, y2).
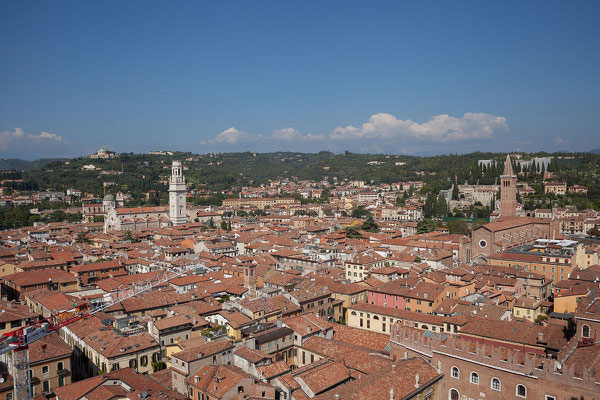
(169, 161, 188, 225)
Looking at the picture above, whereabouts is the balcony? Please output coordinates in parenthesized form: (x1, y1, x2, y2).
(57, 368, 70, 376)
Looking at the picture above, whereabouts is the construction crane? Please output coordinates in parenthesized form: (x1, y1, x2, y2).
(0, 263, 204, 400)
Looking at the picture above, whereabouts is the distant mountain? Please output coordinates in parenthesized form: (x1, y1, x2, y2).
(0, 158, 69, 171)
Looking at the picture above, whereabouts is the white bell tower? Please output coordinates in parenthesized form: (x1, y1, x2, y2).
(169, 160, 188, 225)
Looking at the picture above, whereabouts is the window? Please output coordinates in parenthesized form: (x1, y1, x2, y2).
(58, 376, 65, 387)
(479, 240, 487, 248)
(582, 325, 590, 338)
(57, 362, 63, 371)
(129, 359, 137, 368)
(42, 380, 50, 394)
(470, 372, 479, 384)
(516, 384, 527, 398)
(42, 366, 49, 374)
(451, 366, 459, 379)
(545, 396, 556, 400)
(491, 377, 501, 391)
(6, 393, 12, 400)
(449, 389, 459, 400)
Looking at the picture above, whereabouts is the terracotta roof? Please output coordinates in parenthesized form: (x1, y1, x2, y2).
(315, 357, 440, 400)
(234, 345, 271, 363)
(459, 316, 568, 350)
(28, 332, 71, 364)
(258, 360, 290, 379)
(172, 340, 234, 363)
(53, 367, 185, 400)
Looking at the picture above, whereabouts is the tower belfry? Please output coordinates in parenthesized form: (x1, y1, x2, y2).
(500, 154, 517, 218)
(169, 161, 188, 225)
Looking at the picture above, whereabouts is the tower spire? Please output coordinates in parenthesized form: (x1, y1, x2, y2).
(503, 154, 515, 176)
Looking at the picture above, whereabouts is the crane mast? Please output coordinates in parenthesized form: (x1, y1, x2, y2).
(0, 263, 204, 400)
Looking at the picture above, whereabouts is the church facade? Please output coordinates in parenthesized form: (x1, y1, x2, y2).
(104, 161, 188, 232)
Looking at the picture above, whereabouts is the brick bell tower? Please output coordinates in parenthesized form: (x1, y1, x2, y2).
(243, 264, 257, 298)
(500, 154, 517, 218)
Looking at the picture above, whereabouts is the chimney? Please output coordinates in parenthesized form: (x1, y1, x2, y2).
(390, 388, 394, 400)
(537, 332, 544, 342)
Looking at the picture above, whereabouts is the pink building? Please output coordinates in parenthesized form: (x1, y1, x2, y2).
(367, 282, 411, 309)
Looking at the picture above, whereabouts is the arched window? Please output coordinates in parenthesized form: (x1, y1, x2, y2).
(449, 389, 459, 400)
(470, 372, 479, 384)
(491, 377, 501, 391)
(516, 384, 527, 398)
(582, 325, 590, 338)
(451, 366, 459, 379)
(351, 311, 357, 316)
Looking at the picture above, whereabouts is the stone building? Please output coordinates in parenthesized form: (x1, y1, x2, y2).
(104, 160, 189, 232)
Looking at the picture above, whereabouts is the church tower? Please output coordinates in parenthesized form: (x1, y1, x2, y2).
(169, 161, 188, 225)
(500, 154, 517, 218)
(243, 264, 257, 298)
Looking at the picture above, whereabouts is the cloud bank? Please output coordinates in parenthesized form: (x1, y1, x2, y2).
(203, 112, 508, 153)
(0, 127, 64, 150)
(0, 127, 66, 159)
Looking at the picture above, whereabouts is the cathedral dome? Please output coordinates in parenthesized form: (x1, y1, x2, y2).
(103, 193, 115, 202)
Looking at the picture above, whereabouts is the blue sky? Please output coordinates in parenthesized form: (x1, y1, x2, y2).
(1, 1, 599, 159)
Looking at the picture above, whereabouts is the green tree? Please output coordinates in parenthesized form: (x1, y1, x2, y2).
(447, 219, 470, 235)
(351, 206, 370, 219)
(344, 226, 363, 238)
(361, 215, 379, 232)
(452, 182, 459, 200)
(417, 219, 442, 234)
(434, 194, 449, 217)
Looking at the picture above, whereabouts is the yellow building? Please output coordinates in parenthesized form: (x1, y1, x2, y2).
(554, 289, 589, 314)
(513, 297, 544, 322)
(544, 181, 567, 195)
(0, 261, 17, 278)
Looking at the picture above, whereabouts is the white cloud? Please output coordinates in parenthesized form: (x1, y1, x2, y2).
(214, 127, 257, 144)
(553, 136, 569, 145)
(330, 112, 507, 142)
(203, 112, 508, 153)
(0, 127, 64, 150)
